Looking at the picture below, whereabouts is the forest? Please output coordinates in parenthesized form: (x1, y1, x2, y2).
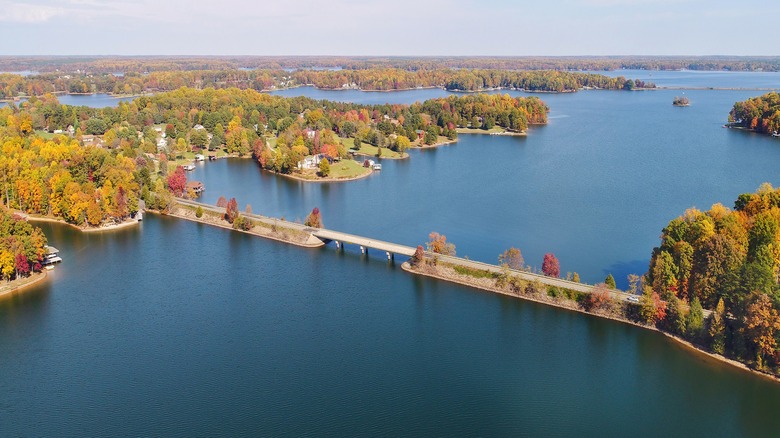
(0, 67, 651, 99)
(646, 184, 780, 372)
(0, 209, 48, 282)
(1, 55, 778, 74)
(729, 92, 780, 135)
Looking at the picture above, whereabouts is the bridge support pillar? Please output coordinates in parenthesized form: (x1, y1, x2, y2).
(386, 251, 393, 261)
(361, 246, 366, 254)
(335, 241, 341, 250)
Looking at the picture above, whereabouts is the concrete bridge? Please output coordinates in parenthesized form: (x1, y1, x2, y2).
(311, 229, 416, 260)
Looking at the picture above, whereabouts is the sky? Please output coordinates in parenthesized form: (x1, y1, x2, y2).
(0, 0, 777, 56)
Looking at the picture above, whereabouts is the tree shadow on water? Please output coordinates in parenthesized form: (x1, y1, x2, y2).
(603, 259, 649, 290)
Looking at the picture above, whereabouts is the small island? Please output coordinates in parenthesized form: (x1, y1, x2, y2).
(673, 96, 690, 106)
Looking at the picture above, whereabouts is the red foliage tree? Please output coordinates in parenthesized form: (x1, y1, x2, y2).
(15, 253, 30, 277)
(225, 197, 239, 223)
(542, 253, 560, 278)
(585, 283, 613, 311)
(216, 196, 228, 208)
(166, 166, 187, 197)
(304, 207, 322, 228)
(412, 245, 426, 266)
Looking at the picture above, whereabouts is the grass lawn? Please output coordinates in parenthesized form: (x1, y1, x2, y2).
(339, 137, 406, 159)
(456, 126, 508, 135)
(411, 135, 457, 148)
(328, 159, 370, 178)
(34, 130, 55, 139)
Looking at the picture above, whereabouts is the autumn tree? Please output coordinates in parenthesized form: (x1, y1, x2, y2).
(166, 166, 187, 197)
(709, 298, 726, 354)
(304, 207, 322, 228)
(411, 245, 426, 267)
(541, 253, 560, 278)
(744, 293, 780, 369)
(318, 158, 330, 177)
(640, 286, 667, 325)
(427, 232, 455, 256)
(498, 247, 524, 270)
(585, 283, 614, 312)
(216, 196, 228, 208)
(225, 197, 238, 223)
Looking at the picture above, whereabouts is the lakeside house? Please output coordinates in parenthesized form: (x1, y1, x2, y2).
(298, 154, 324, 170)
(186, 180, 205, 195)
(415, 129, 425, 140)
(82, 135, 104, 147)
(157, 138, 168, 151)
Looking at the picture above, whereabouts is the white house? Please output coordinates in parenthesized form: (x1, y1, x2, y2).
(298, 154, 323, 170)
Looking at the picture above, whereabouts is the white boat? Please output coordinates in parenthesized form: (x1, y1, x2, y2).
(372, 163, 382, 170)
(182, 164, 196, 171)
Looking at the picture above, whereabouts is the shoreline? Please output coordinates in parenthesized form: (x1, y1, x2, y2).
(351, 151, 409, 160)
(412, 138, 458, 150)
(401, 261, 780, 384)
(456, 128, 527, 136)
(269, 167, 373, 183)
(163, 205, 324, 248)
(0, 270, 48, 300)
(20, 212, 140, 233)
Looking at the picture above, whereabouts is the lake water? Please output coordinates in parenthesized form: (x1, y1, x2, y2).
(4, 72, 780, 436)
(4, 216, 780, 436)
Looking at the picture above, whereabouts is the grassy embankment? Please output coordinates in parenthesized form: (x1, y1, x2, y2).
(170, 202, 321, 247)
(340, 137, 408, 159)
(456, 126, 526, 136)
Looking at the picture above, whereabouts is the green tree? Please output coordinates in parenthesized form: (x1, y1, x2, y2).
(685, 297, 705, 340)
(709, 298, 726, 354)
(318, 158, 330, 177)
(605, 273, 616, 289)
(195, 206, 203, 218)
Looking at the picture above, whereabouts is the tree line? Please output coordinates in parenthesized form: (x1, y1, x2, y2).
(729, 92, 780, 135)
(2, 56, 778, 74)
(1, 67, 653, 100)
(647, 184, 780, 372)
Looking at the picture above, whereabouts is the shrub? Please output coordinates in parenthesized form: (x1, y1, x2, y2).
(195, 206, 203, 218)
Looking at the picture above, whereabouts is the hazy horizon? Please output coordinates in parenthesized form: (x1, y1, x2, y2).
(0, 0, 777, 57)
